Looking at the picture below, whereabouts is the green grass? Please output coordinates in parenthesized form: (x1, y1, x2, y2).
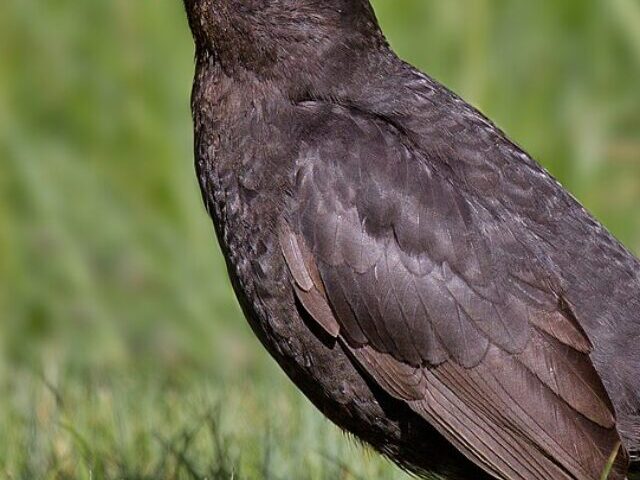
(1, 1, 639, 479)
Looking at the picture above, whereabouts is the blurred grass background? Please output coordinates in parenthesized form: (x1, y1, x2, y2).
(1, 0, 639, 479)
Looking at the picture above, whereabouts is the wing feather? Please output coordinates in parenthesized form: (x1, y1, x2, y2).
(282, 104, 628, 479)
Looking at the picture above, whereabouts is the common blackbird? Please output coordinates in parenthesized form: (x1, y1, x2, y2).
(182, 1, 640, 479)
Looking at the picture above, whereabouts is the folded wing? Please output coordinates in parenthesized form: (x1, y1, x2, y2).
(282, 104, 628, 480)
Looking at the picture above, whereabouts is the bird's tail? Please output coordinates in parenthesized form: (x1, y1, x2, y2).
(624, 414, 640, 478)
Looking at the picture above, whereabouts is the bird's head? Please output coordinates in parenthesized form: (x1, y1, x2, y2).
(182, 0, 386, 81)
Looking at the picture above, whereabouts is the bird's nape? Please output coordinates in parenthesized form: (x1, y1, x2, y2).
(182, 0, 385, 79)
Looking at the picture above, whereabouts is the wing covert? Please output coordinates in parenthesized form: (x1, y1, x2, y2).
(281, 103, 627, 479)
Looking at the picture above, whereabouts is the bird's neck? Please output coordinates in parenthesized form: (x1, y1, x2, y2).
(186, 0, 388, 84)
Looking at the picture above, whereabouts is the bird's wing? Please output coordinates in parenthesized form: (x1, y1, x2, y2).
(282, 104, 628, 480)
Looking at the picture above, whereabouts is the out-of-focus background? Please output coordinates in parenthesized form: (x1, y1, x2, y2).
(1, 1, 639, 479)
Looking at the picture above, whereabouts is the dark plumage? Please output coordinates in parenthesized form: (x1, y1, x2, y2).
(182, 1, 640, 479)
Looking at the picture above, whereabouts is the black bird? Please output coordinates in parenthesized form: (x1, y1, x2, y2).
(182, 1, 640, 479)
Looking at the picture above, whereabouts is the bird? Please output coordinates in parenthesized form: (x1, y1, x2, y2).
(181, 1, 640, 479)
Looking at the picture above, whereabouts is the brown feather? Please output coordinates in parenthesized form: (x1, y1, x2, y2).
(286, 108, 629, 479)
(280, 221, 340, 337)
